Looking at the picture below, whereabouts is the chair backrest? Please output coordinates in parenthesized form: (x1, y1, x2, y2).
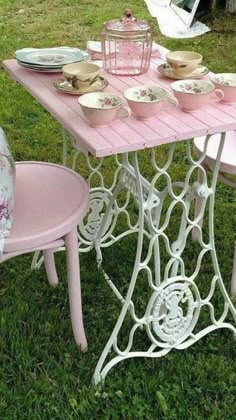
(0, 128, 15, 254)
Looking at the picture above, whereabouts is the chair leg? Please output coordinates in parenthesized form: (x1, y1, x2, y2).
(231, 242, 236, 297)
(43, 249, 59, 287)
(64, 228, 87, 352)
(192, 166, 205, 241)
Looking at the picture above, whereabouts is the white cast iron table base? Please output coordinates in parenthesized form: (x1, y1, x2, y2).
(34, 130, 236, 385)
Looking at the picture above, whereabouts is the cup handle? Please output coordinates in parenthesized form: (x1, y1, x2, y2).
(115, 105, 131, 119)
(209, 89, 224, 103)
(163, 95, 178, 111)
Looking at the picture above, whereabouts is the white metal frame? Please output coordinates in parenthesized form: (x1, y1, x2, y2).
(169, 0, 201, 29)
(32, 130, 236, 385)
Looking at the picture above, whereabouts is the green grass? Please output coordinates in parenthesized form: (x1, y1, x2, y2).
(0, 1, 236, 418)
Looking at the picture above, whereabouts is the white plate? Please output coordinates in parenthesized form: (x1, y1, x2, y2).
(17, 60, 63, 73)
(54, 77, 109, 95)
(16, 50, 90, 73)
(17, 59, 63, 69)
(157, 63, 209, 80)
(15, 47, 89, 67)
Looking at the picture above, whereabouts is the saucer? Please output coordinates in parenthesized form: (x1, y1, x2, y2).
(157, 64, 209, 80)
(54, 76, 109, 95)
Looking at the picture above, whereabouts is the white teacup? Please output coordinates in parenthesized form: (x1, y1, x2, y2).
(166, 51, 202, 77)
(63, 62, 100, 89)
(123, 85, 178, 120)
(78, 92, 130, 127)
(171, 80, 224, 112)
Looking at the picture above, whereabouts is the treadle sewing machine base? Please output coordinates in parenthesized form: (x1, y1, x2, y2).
(58, 130, 236, 385)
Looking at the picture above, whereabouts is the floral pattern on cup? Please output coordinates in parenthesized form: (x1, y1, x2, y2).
(163, 63, 187, 71)
(68, 74, 101, 88)
(178, 82, 206, 94)
(211, 75, 236, 87)
(212, 76, 230, 86)
(98, 96, 121, 108)
(132, 88, 165, 102)
(168, 62, 187, 70)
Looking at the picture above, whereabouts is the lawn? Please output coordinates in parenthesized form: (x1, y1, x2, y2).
(0, 0, 236, 418)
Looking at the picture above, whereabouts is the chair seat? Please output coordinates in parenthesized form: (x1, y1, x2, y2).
(194, 131, 236, 175)
(4, 162, 89, 253)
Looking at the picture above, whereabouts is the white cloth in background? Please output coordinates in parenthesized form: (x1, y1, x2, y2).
(144, 0, 210, 38)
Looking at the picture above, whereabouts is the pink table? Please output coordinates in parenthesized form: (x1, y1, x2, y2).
(4, 56, 236, 385)
(4, 58, 236, 157)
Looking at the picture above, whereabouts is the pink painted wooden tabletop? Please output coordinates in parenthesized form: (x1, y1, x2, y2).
(3, 55, 236, 157)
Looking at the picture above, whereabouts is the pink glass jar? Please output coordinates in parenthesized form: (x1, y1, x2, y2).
(101, 9, 152, 76)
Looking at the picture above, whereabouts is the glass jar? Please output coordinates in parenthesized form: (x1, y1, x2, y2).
(101, 9, 152, 76)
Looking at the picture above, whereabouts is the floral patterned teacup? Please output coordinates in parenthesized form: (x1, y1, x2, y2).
(210, 73, 236, 104)
(171, 80, 224, 112)
(166, 51, 202, 77)
(63, 62, 101, 89)
(78, 92, 130, 127)
(123, 85, 178, 120)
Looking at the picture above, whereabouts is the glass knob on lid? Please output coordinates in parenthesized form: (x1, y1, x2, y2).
(104, 9, 150, 34)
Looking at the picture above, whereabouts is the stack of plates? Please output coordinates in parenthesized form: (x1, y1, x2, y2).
(15, 47, 90, 73)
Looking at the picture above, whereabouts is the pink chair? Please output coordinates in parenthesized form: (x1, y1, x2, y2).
(0, 160, 90, 351)
(193, 131, 236, 296)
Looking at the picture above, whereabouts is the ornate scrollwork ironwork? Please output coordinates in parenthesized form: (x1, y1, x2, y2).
(59, 129, 236, 385)
(147, 278, 201, 346)
(79, 189, 114, 243)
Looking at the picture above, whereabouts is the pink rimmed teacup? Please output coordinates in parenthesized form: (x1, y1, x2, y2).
(78, 92, 130, 127)
(123, 85, 178, 120)
(171, 80, 224, 112)
(210, 73, 236, 104)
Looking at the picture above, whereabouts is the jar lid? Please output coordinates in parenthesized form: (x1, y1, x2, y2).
(104, 9, 150, 33)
